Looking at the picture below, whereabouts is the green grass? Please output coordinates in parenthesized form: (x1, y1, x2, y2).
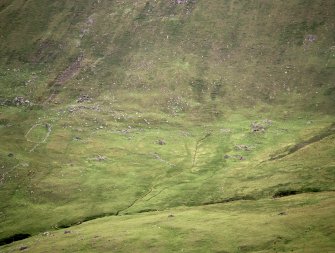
(0, 0, 335, 252)
(1, 192, 334, 253)
(1, 101, 334, 240)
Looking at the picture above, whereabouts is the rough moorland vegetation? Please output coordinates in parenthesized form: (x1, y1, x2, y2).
(0, 0, 334, 252)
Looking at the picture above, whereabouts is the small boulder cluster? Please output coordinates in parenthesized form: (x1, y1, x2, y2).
(250, 119, 272, 133)
(224, 119, 273, 161)
(13, 96, 31, 106)
(235, 144, 253, 151)
(77, 95, 92, 103)
(157, 139, 166, 145)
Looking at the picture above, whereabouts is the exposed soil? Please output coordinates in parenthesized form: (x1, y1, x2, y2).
(54, 55, 84, 85)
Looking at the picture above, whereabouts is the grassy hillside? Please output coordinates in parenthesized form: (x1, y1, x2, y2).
(0, 0, 334, 252)
(1, 192, 335, 253)
(1, 0, 334, 109)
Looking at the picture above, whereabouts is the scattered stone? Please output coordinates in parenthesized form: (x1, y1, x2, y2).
(73, 136, 81, 141)
(0, 98, 11, 106)
(157, 139, 166, 145)
(220, 128, 231, 134)
(8, 153, 14, 157)
(179, 131, 191, 137)
(235, 144, 252, 151)
(153, 152, 161, 160)
(67, 105, 101, 113)
(95, 155, 107, 161)
(224, 154, 245, 160)
(42, 231, 50, 236)
(176, 0, 190, 3)
(87, 16, 94, 25)
(305, 34, 317, 43)
(262, 119, 273, 126)
(77, 95, 92, 103)
(64, 230, 71, 234)
(13, 96, 31, 106)
(44, 123, 52, 132)
(151, 152, 175, 167)
(250, 119, 272, 133)
(231, 155, 245, 160)
(19, 246, 28, 251)
(120, 129, 129, 134)
(251, 122, 265, 132)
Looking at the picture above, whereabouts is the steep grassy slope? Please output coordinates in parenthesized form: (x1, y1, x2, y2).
(1, 0, 334, 109)
(0, 0, 334, 252)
